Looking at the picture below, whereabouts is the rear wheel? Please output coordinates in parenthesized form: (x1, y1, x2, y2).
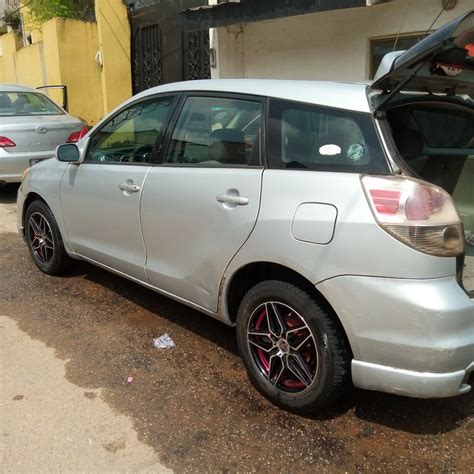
(236, 280, 351, 413)
(25, 200, 71, 275)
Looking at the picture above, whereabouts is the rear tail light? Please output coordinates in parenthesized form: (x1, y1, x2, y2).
(362, 175, 464, 257)
(66, 126, 89, 143)
(0, 136, 16, 147)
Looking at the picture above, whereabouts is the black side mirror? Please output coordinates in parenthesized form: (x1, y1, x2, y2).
(56, 143, 81, 163)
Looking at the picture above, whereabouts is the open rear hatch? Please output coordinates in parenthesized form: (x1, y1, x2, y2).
(371, 10, 474, 101)
(370, 10, 474, 295)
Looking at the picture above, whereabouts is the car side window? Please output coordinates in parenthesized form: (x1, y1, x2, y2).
(85, 96, 175, 164)
(163, 96, 262, 166)
(267, 99, 390, 174)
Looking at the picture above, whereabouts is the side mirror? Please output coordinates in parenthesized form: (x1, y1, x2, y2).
(56, 143, 81, 163)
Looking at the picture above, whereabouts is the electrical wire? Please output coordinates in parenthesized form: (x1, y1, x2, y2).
(426, 5, 446, 36)
(392, 0, 410, 52)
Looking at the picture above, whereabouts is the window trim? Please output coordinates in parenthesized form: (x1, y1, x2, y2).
(156, 91, 267, 169)
(82, 93, 180, 166)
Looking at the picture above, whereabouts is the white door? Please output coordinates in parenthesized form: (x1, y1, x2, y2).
(60, 95, 176, 279)
(141, 95, 264, 311)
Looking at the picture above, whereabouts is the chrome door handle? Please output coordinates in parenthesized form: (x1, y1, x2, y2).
(119, 183, 140, 193)
(216, 194, 249, 206)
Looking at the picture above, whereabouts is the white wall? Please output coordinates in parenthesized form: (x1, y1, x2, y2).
(212, 0, 473, 81)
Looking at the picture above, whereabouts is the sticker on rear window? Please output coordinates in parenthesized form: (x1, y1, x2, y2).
(319, 144, 342, 156)
(347, 143, 365, 162)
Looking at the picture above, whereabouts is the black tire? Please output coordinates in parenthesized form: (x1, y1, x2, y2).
(236, 280, 351, 413)
(25, 200, 71, 275)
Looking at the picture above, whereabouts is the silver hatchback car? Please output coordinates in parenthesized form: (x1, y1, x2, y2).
(18, 11, 474, 413)
(0, 83, 85, 184)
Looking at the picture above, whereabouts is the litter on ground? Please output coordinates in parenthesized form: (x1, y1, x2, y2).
(153, 333, 176, 349)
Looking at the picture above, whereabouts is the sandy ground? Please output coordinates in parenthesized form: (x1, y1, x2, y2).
(1, 183, 473, 473)
(1, 185, 170, 473)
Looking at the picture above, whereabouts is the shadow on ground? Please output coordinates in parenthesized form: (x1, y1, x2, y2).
(1, 221, 473, 471)
(82, 260, 473, 436)
(0, 183, 19, 204)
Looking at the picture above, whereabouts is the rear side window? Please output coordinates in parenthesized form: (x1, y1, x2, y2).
(267, 99, 389, 174)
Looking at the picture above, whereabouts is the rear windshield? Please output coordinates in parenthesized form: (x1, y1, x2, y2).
(267, 99, 389, 173)
(0, 92, 63, 116)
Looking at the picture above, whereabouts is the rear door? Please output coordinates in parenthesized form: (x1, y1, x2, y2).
(140, 93, 264, 311)
(60, 95, 176, 280)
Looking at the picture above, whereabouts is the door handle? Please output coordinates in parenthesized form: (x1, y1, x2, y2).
(216, 194, 249, 206)
(119, 182, 140, 193)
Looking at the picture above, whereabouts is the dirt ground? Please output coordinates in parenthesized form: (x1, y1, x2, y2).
(1, 183, 473, 473)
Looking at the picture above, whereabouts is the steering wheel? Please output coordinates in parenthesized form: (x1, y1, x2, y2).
(129, 145, 154, 163)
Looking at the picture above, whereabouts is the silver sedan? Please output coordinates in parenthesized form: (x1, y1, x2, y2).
(0, 83, 86, 184)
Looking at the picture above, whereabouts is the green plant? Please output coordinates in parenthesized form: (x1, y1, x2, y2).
(28, 0, 95, 24)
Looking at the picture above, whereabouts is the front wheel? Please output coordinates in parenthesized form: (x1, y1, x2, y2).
(25, 200, 71, 275)
(236, 280, 351, 413)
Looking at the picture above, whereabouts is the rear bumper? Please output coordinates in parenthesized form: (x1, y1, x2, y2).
(0, 150, 54, 183)
(352, 360, 473, 398)
(316, 275, 474, 398)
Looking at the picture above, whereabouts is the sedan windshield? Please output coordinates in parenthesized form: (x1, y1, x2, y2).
(0, 92, 64, 116)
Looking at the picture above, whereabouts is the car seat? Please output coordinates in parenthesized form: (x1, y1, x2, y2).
(208, 128, 247, 165)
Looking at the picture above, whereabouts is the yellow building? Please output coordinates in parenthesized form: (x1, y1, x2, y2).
(0, 0, 132, 125)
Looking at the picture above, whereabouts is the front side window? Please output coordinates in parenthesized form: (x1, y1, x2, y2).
(267, 99, 389, 174)
(86, 96, 175, 164)
(0, 92, 63, 116)
(164, 96, 262, 166)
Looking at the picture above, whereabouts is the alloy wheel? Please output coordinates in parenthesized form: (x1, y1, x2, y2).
(28, 212, 55, 265)
(246, 301, 319, 393)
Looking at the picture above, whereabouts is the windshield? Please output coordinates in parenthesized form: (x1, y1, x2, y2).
(0, 92, 64, 116)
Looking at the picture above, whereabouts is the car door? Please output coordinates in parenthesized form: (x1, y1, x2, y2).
(60, 95, 177, 280)
(140, 93, 264, 311)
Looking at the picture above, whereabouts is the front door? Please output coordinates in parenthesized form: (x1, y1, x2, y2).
(140, 94, 264, 311)
(60, 95, 176, 279)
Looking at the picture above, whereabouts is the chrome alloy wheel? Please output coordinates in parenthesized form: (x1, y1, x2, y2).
(28, 212, 55, 265)
(246, 302, 319, 393)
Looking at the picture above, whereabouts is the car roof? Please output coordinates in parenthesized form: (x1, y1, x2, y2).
(134, 79, 372, 113)
(0, 83, 40, 93)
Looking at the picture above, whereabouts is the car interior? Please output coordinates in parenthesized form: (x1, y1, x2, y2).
(0, 92, 61, 115)
(281, 109, 371, 168)
(166, 100, 261, 166)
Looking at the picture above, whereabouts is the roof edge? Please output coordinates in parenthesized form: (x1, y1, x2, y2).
(180, 0, 367, 32)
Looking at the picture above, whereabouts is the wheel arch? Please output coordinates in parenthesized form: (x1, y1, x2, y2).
(22, 192, 48, 234)
(224, 261, 354, 357)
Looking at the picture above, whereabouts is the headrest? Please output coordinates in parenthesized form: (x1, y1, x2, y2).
(210, 128, 245, 144)
(208, 128, 246, 164)
(0, 95, 12, 108)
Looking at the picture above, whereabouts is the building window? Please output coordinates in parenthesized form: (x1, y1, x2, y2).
(370, 35, 425, 78)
